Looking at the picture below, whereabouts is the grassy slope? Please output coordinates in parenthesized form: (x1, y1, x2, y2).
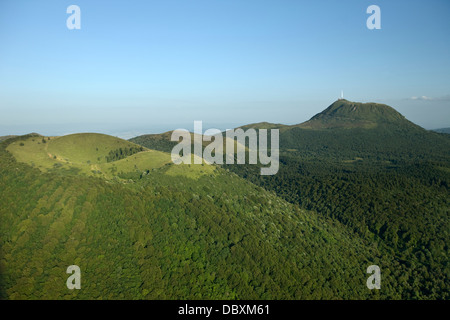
(7, 136, 56, 171)
(6, 133, 192, 179)
(46, 133, 146, 165)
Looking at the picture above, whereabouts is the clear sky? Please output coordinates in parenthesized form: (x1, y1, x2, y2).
(1, 0, 449, 138)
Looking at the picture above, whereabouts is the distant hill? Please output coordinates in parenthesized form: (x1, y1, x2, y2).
(130, 131, 177, 153)
(236, 100, 422, 131)
(131, 100, 450, 162)
(0, 135, 17, 142)
(237, 121, 289, 131)
(279, 100, 449, 161)
(432, 127, 450, 134)
(296, 99, 420, 130)
(0, 133, 41, 142)
(226, 100, 449, 162)
(130, 130, 248, 155)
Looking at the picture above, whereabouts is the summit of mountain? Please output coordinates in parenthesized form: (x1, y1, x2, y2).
(296, 99, 421, 130)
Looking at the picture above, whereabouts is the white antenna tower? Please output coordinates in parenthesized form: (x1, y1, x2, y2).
(341, 90, 344, 100)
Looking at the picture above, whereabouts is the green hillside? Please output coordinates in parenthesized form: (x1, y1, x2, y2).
(230, 100, 421, 132)
(297, 100, 419, 130)
(249, 100, 449, 162)
(0, 134, 395, 299)
(280, 125, 450, 162)
(6, 133, 175, 179)
(220, 101, 450, 299)
(130, 131, 177, 153)
(46, 133, 146, 165)
(129, 100, 450, 299)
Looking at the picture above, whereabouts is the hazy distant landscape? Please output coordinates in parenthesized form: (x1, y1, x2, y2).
(433, 128, 450, 134)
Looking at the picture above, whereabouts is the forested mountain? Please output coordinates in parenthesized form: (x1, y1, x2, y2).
(131, 100, 450, 299)
(225, 101, 450, 299)
(130, 131, 177, 153)
(297, 99, 418, 129)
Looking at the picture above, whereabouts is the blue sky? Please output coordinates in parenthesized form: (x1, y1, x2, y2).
(0, 0, 449, 138)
